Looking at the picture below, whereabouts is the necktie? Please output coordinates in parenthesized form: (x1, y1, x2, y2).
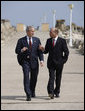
(29, 38, 32, 49)
(53, 39, 55, 47)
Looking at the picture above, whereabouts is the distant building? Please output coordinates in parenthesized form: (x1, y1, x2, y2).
(55, 19, 66, 31)
(17, 23, 26, 32)
(41, 23, 49, 31)
(55, 19, 84, 35)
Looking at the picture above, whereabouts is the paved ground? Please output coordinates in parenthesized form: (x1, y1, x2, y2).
(1, 31, 84, 110)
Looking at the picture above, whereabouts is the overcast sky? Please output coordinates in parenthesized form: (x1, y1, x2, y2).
(1, 1, 84, 28)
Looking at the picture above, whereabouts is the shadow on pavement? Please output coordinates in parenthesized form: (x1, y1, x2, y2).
(1, 96, 84, 104)
(63, 72, 84, 74)
(1, 95, 50, 101)
(1, 96, 26, 101)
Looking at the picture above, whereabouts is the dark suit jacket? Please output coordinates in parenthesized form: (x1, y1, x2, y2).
(15, 36, 44, 69)
(44, 37, 69, 69)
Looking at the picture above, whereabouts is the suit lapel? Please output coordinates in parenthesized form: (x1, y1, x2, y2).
(32, 37, 37, 50)
(50, 38, 53, 48)
(24, 36, 29, 48)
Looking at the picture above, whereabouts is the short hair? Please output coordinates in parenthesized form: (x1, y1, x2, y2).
(50, 28, 59, 34)
(54, 28, 59, 34)
(26, 26, 34, 32)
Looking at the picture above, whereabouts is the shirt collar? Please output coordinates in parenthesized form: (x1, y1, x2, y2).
(27, 36, 32, 40)
(53, 35, 58, 41)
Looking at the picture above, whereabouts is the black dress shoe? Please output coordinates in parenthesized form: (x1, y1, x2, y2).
(49, 94, 54, 99)
(55, 93, 60, 98)
(26, 95, 31, 101)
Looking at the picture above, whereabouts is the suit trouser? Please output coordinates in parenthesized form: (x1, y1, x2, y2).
(22, 62, 39, 96)
(47, 64, 64, 95)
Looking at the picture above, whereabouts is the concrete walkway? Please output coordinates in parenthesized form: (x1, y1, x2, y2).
(1, 31, 84, 110)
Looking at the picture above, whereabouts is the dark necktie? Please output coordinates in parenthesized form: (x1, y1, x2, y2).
(29, 38, 32, 50)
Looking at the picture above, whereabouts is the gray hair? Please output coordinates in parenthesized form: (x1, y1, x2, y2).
(26, 26, 34, 32)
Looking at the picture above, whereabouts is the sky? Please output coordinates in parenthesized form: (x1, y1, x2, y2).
(1, 1, 84, 28)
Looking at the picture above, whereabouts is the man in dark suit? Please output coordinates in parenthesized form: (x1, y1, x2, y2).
(15, 26, 44, 101)
(39, 28, 69, 99)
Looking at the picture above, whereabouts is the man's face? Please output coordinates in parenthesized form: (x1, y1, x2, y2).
(49, 28, 57, 38)
(27, 28, 35, 37)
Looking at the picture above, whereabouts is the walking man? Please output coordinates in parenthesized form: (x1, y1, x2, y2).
(15, 26, 44, 101)
(39, 28, 69, 99)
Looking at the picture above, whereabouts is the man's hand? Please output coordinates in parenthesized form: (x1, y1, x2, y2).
(21, 47, 28, 52)
(39, 45, 45, 51)
(40, 61, 44, 67)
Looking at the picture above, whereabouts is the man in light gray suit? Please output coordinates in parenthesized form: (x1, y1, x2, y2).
(15, 26, 44, 101)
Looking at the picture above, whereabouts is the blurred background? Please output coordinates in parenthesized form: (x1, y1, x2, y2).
(1, 1, 84, 110)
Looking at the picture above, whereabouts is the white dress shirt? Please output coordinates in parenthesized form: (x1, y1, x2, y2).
(27, 36, 33, 45)
(53, 35, 58, 46)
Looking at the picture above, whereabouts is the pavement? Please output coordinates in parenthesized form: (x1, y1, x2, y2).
(1, 31, 84, 110)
